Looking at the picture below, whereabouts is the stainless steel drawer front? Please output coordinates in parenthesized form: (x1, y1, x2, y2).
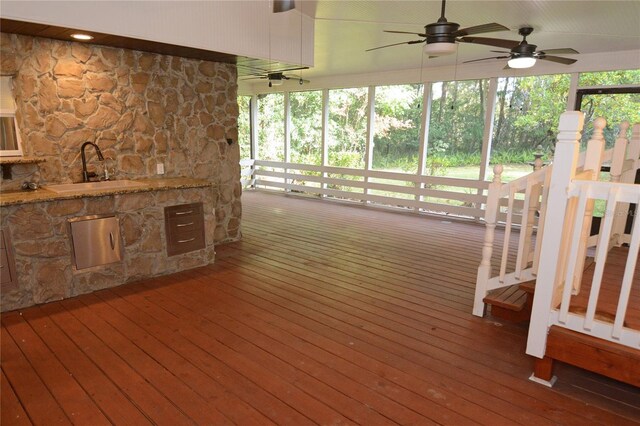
(70, 215, 122, 270)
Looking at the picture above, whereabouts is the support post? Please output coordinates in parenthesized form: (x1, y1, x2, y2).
(526, 111, 584, 359)
(473, 164, 503, 317)
(321, 88, 329, 194)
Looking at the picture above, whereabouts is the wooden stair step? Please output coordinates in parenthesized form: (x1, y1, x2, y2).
(519, 280, 535, 295)
(483, 285, 528, 311)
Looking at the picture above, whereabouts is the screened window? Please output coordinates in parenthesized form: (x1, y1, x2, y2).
(490, 74, 570, 181)
(578, 70, 640, 87)
(327, 87, 368, 169)
(237, 95, 251, 160)
(372, 84, 423, 174)
(257, 93, 285, 161)
(290, 90, 323, 165)
(427, 79, 488, 180)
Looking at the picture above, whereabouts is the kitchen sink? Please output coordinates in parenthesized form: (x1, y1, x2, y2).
(44, 180, 148, 194)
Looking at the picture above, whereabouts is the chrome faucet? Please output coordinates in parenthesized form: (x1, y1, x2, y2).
(81, 141, 105, 182)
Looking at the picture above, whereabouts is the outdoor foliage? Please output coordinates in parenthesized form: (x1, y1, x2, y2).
(290, 90, 323, 165)
(327, 88, 369, 168)
(257, 93, 285, 161)
(242, 69, 638, 180)
(578, 70, 640, 147)
(238, 95, 251, 159)
(373, 84, 423, 173)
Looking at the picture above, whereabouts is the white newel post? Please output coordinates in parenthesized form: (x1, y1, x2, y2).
(526, 111, 584, 359)
(473, 165, 503, 317)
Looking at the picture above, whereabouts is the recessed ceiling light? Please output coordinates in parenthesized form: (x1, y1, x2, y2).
(70, 33, 94, 41)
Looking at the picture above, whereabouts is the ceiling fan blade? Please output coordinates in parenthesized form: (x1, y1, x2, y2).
(490, 50, 510, 54)
(454, 22, 510, 37)
(366, 39, 424, 52)
(240, 76, 267, 81)
(273, 0, 295, 13)
(539, 55, 577, 65)
(384, 30, 428, 37)
(538, 47, 579, 55)
(463, 56, 509, 64)
(459, 36, 520, 49)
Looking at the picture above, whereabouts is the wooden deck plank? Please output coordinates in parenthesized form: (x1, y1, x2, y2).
(0, 326, 70, 425)
(569, 247, 640, 330)
(1, 312, 111, 425)
(57, 297, 233, 425)
(147, 270, 557, 426)
(114, 280, 418, 426)
(192, 262, 629, 426)
(1, 190, 638, 425)
(36, 302, 193, 425)
(77, 292, 271, 426)
(18, 306, 154, 425)
(102, 284, 329, 425)
(0, 369, 31, 426)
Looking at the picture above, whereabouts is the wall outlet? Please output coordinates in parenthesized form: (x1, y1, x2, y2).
(156, 163, 165, 175)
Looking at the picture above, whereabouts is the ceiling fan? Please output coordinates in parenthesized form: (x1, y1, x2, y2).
(243, 71, 310, 87)
(461, 27, 579, 69)
(273, 0, 295, 13)
(366, 0, 509, 56)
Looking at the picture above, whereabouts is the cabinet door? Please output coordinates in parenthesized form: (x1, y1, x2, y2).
(0, 229, 18, 292)
(70, 216, 122, 270)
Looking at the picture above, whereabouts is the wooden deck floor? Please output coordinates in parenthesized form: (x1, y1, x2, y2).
(2, 190, 639, 425)
(570, 246, 640, 330)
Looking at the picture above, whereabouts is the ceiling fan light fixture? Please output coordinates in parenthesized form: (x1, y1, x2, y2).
(269, 79, 284, 87)
(423, 42, 457, 56)
(507, 56, 536, 69)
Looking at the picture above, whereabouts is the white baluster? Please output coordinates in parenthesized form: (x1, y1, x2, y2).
(474, 165, 503, 317)
(572, 118, 606, 292)
(527, 111, 583, 360)
(610, 122, 630, 246)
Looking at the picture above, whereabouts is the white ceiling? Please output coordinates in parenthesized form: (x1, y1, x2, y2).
(285, 0, 640, 81)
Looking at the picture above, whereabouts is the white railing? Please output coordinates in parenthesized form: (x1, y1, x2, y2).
(473, 118, 640, 317)
(241, 159, 490, 219)
(473, 160, 551, 315)
(527, 113, 640, 360)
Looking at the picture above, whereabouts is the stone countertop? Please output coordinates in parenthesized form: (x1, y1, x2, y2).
(0, 177, 213, 207)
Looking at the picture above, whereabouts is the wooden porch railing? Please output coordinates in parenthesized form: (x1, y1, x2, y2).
(473, 116, 639, 318)
(527, 113, 640, 360)
(240, 159, 490, 219)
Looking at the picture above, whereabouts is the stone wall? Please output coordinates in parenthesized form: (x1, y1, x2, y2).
(0, 188, 216, 311)
(0, 33, 241, 243)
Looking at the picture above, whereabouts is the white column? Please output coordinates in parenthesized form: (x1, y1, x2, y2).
(284, 91, 291, 191)
(479, 77, 499, 182)
(250, 94, 258, 160)
(566, 73, 580, 110)
(363, 85, 375, 201)
(250, 94, 258, 188)
(526, 111, 584, 359)
(416, 83, 432, 207)
(321, 88, 329, 194)
(477, 77, 499, 219)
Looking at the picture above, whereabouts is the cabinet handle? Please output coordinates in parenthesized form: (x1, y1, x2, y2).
(177, 222, 194, 227)
(177, 237, 196, 243)
(109, 232, 115, 250)
(175, 210, 193, 216)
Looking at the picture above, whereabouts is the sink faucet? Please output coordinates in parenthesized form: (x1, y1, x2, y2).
(81, 141, 105, 182)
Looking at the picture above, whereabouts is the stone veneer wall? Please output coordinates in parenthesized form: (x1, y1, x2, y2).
(0, 33, 241, 243)
(0, 188, 216, 311)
